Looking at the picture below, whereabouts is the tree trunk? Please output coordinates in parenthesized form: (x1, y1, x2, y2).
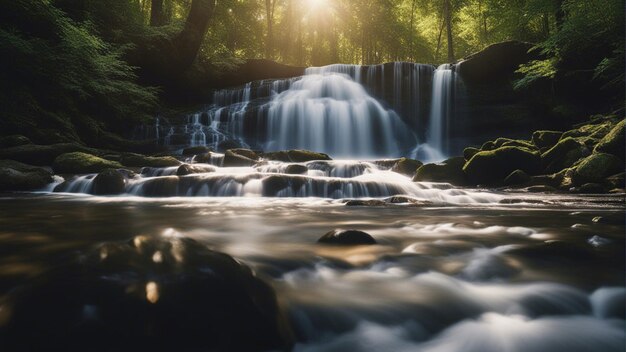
(150, 0, 167, 26)
(174, 0, 216, 69)
(554, 0, 565, 29)
(444, 0, 455, 62)
(265, 0, 276, 59)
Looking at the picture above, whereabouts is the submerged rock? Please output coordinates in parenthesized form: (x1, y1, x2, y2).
(0, 235, 293, 351)
(572, 153, 623, 185)
(53, 152, 122, 174)
(92, 168, 126, 195)
(0, 160, 54, 191)
(391, 157, 423, 177)
(413, 157, 467, 185)
(463, 147, 541, 185)
(318, 229, 377, 245)
(120, 153, 181, 168)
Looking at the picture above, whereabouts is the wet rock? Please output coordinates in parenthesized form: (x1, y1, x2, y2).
(262, 151, 291, 162)
(572, 153, 623, 185)
(0, 235, 292, 351)
(317, 229, 377, 245)
(344, 199, 387, 207)
(577, 183, 606, 194)
(592, 213, 625, 225)
(53, 152, 123, 174)
(194, 151, 213, 164)
(413, 157, 467, 185)
(0, 143, 96, 166)
(391, 158, 423, 177)
(176, 164, 216, 176)
(223, 149, 258, 167)
(217, 139, 242, 152)
(540, 137, 589, 173)
(0, 135, 31, 148)
(605, 172, 625, 189)
(0, 160, 54, 191)
(525, 185, 557, 193)
(371, 159, 402, 169)
(287, 150, 331, 162)
(262, 175, 289, 195)
(92, 168, 126, 195)
(532, 130, 562, 150)
(182, 146, 211, 156)
(463, 147, 480, 160)
(594, 119, 625, 159)
(504, 169, 531, 186)
(463, 147, 541, 185)
(285, 164, 308, 175)
(120, 153, 181, 168)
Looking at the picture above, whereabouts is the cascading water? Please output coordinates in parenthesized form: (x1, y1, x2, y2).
(428, 64, 454, 154)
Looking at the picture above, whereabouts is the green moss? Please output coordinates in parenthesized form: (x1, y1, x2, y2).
(531, 130, 562, 150)
(120, 153, 181, 167)
(413, 157, 467, 185)
(572, 153, 623, 185)
(463, 146, 541, 185)
(391, 158, 423, 177)
(53, 152, 122, 174)
(594, 119, 625, 159)
(0, 143, 97, 166)
(0, 160, 54, 191)
(463, 147, 480, 160)
(504, 169, 531, 186)
(540, 137, 589, 173)
(286, 150, 332, 162)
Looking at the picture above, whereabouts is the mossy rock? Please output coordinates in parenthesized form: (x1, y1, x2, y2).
(120, 153, 181, 168)
(0, 135, 31, 148)
(284, 164, 308, 175)
(391, 158, 423, 177)
(463, 147, 480, 160)
(532, 130, 562, 150)
(576, 183, 607, 194)
(223, 149, 258, 167)
(217, 139, 243, 152)
(463, 146, 541, 185)
(53, 152, 123, 174)
(92, 169, 126, 195)
(540, 137, 589, 173)
(481, 141, 496, 151)
(594, 120, 625, 160)
(176, 164, 216, 176)
(262, 151, 291, 162)
(572, 153, 624, 185)
(562, 121, 613, 140)
(0, 143, 97, 166)
(605, 172, 625, 189)
(0, 160, 54, 191)
(286, 150, 331, 162)
(413, 157, 467, 185)
(504, 169, 531, 186)
(182, 146, 211, 156)
(501, 139, 537, 150)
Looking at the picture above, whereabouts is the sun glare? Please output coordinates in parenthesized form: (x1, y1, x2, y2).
(305, 0, 330, 14)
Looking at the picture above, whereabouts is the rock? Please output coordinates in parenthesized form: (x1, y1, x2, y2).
(262, 175, 289, 195)
(0, 143, 96, 166)
(594, 120, 625, 160)
(287, 150, 331, 162)
(463, 147, 480, 160)
(391, 158, 423, 177)
(413, 157, 467, 185)
(481, 141, 496, 151)
(592, 213, 625, 225)
(572, 153, 623, 185)
(317, 229, 377, 245)
(176, 164, 216, 176)
(53, 152, 123, 174)
(0, 235, 292, 351)
(371, 159, 402, 169)
(525, 185, 557, 192)
(223, 149, 258, 167)
(182, 146, 211, 156)
(532, 130, 563, 150)
(500, 139, 537, 150)
(457, 41, 538, 84)
(217, 139, 242, 152)
(0, 160, 54, 191)
(605, 172, 625, 189)
(463, 147, 541, 185)
(504, 169, 531, 186)
(194, 152, 213, 164)
(577, 183, 607, 194)
(284, 164, 308, 175)
(120, 153, 181, 168)
(344, 199, 388, 207)
(0, 135, 31, 148)
(540, 137, 589, 173)
(92, 168, 126, 195)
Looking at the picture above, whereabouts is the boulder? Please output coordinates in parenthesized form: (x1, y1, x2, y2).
(540, 137, 589, 173)
(92, 168, 126, 195)
(228, 148, 259, 160)
(504, 169, 531, 186)
(317, 229, 377, 245)
(182, 146, 211, 156)
(391, 157, 423, 177)
(572, 153, 623, 185)
(262, 175, 289, 195)
(284, 164, 308, 175)
(413, 157, 467, 185)
(0, 143, 96, 166)
(176, 164, 216, 176)
(500, 139, 536, 150)
(262, 151, 291, 162)
(463, 146, 541, 185)
(0, 160, 54, 191)
(532, 130, 563, 150)
(605, 172, 625, 189)
(0, 135, 31, 148)
(0, 235, 292, 351)
(120, 153, 181, 168)
(217, 139, 242, 152)
(53, 152, 123, 174)
(457, 41, 538, 84)
(594, 120, 625, 160)
(481, 141, 496, 151)
(223, 149, 258, 167)
(344, 199, 387, 207)
(577, 183, 607, 194)
(194, 152, 213, 164)
(263, 150, 331, 162)
(463, 147, 480, 160)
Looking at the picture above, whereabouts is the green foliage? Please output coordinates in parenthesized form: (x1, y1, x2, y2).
(0, 0, 157, 140)
(514, 58, 557, 89)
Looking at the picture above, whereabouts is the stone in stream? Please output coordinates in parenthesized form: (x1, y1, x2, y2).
(53, 152, 123, 174)
(413, 157, 467, 186)
(503, 169, 531, 186)
(391, 157, 423, 177)
(92, 168, 126, 195)
(176, 164, 216, 176)
(182, 146, 211, 156)
(594, 119, 625, 160)
(120, 153, 181, 168)
(0, 235, 293, 352)
(223, 149, 259, 167)
(317, 229, 377, 245)
(463, 146, 541, 185)
(571, 153, 623, 185)
(284, 164, 308, 175)
(0, 159, 54, 191)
